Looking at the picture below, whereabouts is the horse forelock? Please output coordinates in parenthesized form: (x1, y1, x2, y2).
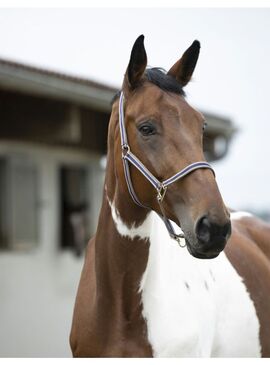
(111, 67, 185, 105)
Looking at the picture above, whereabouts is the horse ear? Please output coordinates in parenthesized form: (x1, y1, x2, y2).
(123, 35, 147, 92)
(167, 40, 200, 87)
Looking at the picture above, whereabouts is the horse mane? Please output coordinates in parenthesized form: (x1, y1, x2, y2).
(111, 67, 185, 105)
(145, 67, 186, 96)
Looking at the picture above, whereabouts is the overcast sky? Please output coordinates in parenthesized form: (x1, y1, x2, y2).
(0, 8, 269, 211)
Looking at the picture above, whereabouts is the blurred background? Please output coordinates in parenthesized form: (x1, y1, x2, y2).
(0, 7, 269, 357)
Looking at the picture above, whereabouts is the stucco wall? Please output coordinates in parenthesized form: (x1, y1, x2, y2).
(0, 142, 104, 357)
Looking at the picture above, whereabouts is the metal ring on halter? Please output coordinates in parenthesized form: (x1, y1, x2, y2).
(121, 144, 130, 158)
(175, 235, 186, 248)
(157, 184, 167, 202)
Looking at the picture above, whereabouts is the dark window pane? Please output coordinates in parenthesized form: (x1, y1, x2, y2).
(60, 166, 90, 256)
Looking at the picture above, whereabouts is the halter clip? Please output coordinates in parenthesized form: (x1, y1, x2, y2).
(157, 185, 167, 202)
(175, 235, 186, 248)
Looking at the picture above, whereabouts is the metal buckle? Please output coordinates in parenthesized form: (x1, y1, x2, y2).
(157, 185, 167, 202)
(121, 144, 130, 158)
(175, 235, 186, 248)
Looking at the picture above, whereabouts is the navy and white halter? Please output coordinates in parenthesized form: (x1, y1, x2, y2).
(119, 91, 215, 247)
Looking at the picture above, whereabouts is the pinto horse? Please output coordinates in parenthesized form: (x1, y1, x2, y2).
(70, 35, 270, 357)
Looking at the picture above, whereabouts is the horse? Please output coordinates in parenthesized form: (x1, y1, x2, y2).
(70, 35, 270, 357)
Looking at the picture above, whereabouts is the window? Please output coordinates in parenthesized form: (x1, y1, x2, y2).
(60, 166, 90, 256)
(0, 156, 39, 250)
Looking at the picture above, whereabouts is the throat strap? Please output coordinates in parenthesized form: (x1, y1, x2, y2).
(118, 92, 215, 247)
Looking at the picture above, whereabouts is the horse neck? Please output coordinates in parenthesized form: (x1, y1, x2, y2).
(94, 109, 152, 316)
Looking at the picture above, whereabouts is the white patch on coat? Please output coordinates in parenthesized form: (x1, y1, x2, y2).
(108, 202, 261, 357)
(108, 199, 153, 240)
(231, 211, 253, 220)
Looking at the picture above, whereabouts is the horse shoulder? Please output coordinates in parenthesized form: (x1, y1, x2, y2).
(225, 212, 270, 357)
(231, 212, 270, 259)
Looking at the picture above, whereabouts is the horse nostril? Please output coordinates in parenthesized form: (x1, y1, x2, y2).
(196, 216, 211, 244)
(195, 216, 232, 245)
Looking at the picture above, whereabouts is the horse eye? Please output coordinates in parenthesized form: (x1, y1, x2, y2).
(138, 123, 156, 136)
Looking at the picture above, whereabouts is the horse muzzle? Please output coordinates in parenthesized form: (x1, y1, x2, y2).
(185, 215, 232, 259)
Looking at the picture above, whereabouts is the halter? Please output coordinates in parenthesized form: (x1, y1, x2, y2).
(119, 91, 215, 247)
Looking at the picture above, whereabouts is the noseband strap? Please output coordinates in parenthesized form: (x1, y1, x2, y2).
(119, 92, 215, 247)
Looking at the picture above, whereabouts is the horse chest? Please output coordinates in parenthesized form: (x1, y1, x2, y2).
(140, 215, 261, 357)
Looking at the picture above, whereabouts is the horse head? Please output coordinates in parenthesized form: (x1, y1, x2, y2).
(113, 35, 231, 259)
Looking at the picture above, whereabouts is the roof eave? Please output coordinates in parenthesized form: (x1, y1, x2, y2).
(0, 63, 116, 112)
